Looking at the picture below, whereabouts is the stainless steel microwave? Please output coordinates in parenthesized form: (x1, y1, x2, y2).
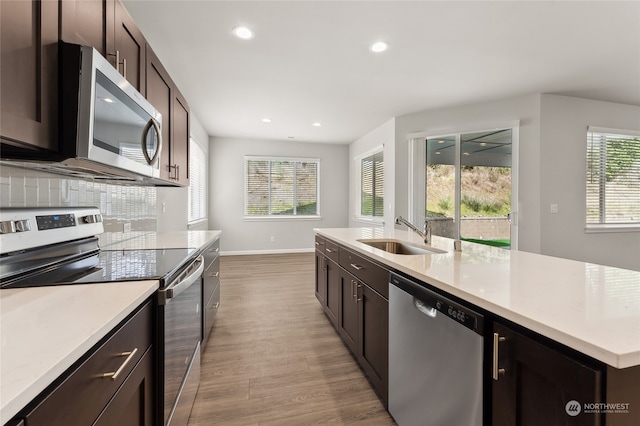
(58, 42, 163, 181)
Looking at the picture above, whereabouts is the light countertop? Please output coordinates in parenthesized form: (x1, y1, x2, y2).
(98, 230, 221, 251)
(315, 227, 640, 369)
(0, 280, 159, 424)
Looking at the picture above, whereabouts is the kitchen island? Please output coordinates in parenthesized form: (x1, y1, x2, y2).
(315, 227, 640, 425)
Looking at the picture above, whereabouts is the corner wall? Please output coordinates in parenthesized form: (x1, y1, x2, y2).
(539, 94, 640, 270)
(209, 137, 349, 254)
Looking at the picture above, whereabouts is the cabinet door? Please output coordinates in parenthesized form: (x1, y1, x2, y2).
(93, 347, 154, 426)
(325, 259, 340, 327)
(339, 270, 359, 355)
(114, 0, 146, 94)
(0, 0, 58, 151)
(171, 87, 190, 185)
(358, 284, 388, 405)
(60, 0, 108, 56)
(315, 251, 327, 305)
(492, 322, 603, 426)
(145, 45, 173, 181)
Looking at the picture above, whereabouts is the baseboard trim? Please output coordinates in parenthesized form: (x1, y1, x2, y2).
(221, 248, 314, 256)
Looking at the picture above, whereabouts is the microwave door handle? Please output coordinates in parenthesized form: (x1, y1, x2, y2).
(158, 256, 204, 305)
(141, 118, 162, 165)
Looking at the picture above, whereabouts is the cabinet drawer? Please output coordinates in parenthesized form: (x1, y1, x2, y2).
(324, 238, 339, 263)
(25, 301, 153, 426)
(315, 235, 325, 252)
(339, 248, 389, 299)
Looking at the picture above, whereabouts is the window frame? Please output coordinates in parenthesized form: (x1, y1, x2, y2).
(243, 155, 321, 221)
(354, 146, 384, 224)
(188, 137, 207, 225)
(585, 126, 640, 233)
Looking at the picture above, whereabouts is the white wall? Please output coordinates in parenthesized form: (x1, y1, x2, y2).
(348, 118, 396, 229)
(209, 137, 349, 254)
(393, 94, 543, 254)
(539, 94, 640, 270)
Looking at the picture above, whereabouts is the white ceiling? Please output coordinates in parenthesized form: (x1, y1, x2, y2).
(123, 1, 640, 145)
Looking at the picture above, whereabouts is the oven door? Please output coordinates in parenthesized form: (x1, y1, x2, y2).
(158, 255, 203, 426)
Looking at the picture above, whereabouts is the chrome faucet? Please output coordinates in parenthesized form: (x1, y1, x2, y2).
(395, 216, 431, 245)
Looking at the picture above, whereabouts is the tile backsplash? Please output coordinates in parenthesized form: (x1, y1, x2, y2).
(1, 165, 157, 232)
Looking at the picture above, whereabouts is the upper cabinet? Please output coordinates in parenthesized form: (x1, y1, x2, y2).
(146, 45, 190, 186)
(0, 0, 59, 152)
(60, 0, 145, 94)
(2, 0, 189, 185)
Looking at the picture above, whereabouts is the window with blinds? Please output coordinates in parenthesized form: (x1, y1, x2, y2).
(188, 138, 207, 222)
(245, 157, 319, 217)
(586, 128, 640, 227)
(361, 151, 384, 217)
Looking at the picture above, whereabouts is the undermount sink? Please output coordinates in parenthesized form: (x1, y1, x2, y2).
(357, 239, 447, 255)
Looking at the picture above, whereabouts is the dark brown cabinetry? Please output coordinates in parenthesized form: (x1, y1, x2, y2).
(60, 0, 145, 93)
(0, 0, 59, 152)
(203, 238, 221, 346)
(20, 301, 154, 425)
(146, 45, 190, 186)
(315, 237, 389, 406)
(492, 321, 603, 426)
(314, 236, 339, 327)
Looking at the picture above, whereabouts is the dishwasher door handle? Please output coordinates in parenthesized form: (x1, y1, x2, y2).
(159, 256, 204, 304)
(413, 297, 437, 318)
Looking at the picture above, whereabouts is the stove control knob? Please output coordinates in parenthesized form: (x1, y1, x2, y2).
(14, 219, 31, 232)
(82, 214, 102, 224)
(0, 221, 16, 234)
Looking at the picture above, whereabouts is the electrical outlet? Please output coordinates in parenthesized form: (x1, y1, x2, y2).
(162, 202, 166, 213)
(270, 235, 275, 242)
(550, 204, 559, 214)
(123, 223, 132, 232)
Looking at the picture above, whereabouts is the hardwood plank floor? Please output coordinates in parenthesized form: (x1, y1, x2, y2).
(188, 253, 396, 426)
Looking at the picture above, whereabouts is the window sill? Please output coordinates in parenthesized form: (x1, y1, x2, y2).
(353, 216, 384, 225)
(243, 215, 322, 222)
(585, 224, 640, 233)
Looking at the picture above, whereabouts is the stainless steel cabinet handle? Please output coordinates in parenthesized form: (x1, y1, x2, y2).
(315, 241, 321, 246)
(325, 248, 336, 253)
(350, 263, 363, 271)
(213, 272, 220, 278)
(122, 58, 127, 80)
(101, 348, 138, 381)
(351, 280, 357, 301)
(356, 283, 363, 302)
(493, 333, 506, 380)
(214, 302, 220, 309)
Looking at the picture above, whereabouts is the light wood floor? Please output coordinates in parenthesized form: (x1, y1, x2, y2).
(187, 253, 396, 426)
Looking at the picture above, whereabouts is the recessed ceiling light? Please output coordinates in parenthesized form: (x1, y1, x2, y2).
(370, 41, 389, 53)
(312, 122, 322, 127)
(232, 26, 254, 40)
(261, 118, 271, 123)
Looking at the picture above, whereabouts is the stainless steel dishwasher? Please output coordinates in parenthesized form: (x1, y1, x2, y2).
(389, 272, 484, 426)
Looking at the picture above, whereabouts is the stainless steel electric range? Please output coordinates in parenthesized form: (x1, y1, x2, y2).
(0, 207, 203, 426)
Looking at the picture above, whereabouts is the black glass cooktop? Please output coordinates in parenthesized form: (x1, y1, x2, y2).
(1, 248, 197, 289)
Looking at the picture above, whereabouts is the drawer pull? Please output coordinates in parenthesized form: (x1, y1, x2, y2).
(325, 248, 336, 253)
(212, 272, 220, 278)
(214, 302, 220, 309)
(350, 263, 364, 271)
(101, 348, 138, 381)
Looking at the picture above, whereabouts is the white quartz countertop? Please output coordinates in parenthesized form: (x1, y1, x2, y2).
(99, 230, 221, 251)
(0, 280, 159, 424)
(315, 227, 640, 369)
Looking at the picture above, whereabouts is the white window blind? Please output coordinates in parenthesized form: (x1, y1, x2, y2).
(188, 138, 207, 222)
(245, 157, 319, 217)
(361, 151, 384, 217)
(586, 128, 640, 226)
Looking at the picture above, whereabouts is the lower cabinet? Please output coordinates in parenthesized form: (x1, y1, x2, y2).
(19, 301, 154, 426)
(492, 321, 603, 426)
(315, 238, 389, 407)
(202, 238, 221, 347)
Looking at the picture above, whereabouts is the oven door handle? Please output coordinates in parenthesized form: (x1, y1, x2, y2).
(159, 256, 204, 305)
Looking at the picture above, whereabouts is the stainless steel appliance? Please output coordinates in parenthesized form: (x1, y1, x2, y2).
(0, 207, 204, 425)
(1, 43, 165, 184)
(389, 272, 484, 426)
